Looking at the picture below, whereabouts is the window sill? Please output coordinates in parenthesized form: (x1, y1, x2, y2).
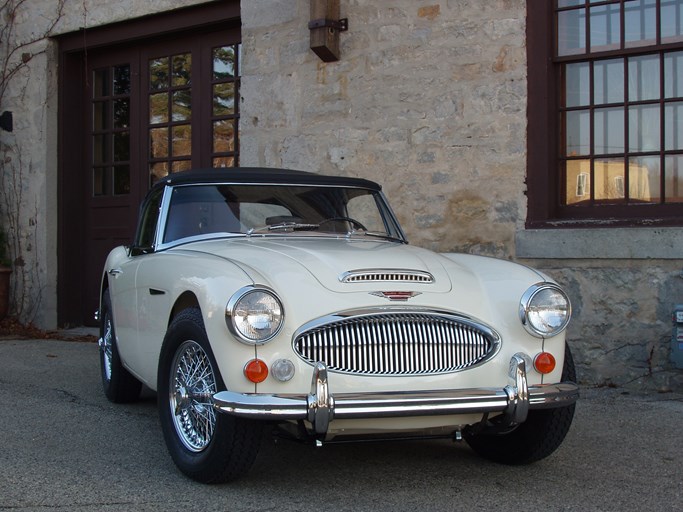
(515, 227, 683, 259)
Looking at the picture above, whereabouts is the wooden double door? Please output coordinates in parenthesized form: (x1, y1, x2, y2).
(58, 9, 240, 326)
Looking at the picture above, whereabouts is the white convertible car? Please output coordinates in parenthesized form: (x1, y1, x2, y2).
(98, 168, 578, 483)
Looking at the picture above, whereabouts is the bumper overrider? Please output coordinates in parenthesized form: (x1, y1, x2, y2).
(212, 354, 579, 436)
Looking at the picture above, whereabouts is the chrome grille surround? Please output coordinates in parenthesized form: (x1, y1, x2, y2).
(339, 269, 434, 284)
(293, 308, 500, 376)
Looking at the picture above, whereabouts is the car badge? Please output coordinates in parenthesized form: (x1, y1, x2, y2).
(370, 291, 422, 301)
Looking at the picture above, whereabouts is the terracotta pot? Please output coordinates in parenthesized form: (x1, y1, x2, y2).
(0, 266, 11, 320)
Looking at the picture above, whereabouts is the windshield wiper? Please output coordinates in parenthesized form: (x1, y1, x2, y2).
(346, 230, 407, 244)
(246, 222, 319, 236)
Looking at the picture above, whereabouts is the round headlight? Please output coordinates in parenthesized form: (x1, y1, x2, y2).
(226, 286, 284, 344)
(519, 284, 571, 338)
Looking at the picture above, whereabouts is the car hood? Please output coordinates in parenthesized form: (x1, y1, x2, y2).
(177, 237, 459, 294)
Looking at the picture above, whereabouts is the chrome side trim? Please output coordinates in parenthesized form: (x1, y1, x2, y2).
(213, 356, 579, 436)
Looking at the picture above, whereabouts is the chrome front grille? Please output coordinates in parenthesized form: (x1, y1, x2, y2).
(293, 310, 499, 375)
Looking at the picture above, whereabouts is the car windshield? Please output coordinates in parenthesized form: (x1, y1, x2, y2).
(161, 183, 405, 245)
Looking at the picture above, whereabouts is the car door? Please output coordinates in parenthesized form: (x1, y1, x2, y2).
(109, 185, 165, 379)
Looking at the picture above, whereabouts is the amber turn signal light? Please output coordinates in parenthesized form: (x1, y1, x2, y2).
(244, 359, 269, 383)
(534, 352, 556, 374)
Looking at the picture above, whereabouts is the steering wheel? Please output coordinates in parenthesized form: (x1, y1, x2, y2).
(318, 216, 368, 232)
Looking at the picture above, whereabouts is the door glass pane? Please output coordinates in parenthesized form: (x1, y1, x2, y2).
(150, 127, 168, 158)
(625, 0, 657, 47)
(172, 160, 193, 173)
(628, 55, 660, 101)
(590, 4, 620, 52)
(93, 134, 107, 164)
(564, 110, 591, 156)
(665, 51, 683, 98)
(594, 58, 624, 104)
(595, 107, 625, 154)
(150, 93, 169, 123)
(213, 83, 235, 115)
(113, 98, 129, 128)
(629, 105, 660, 152)
(93, 69, 108, 97)
(113, 65, 131, 95)
(150, 57, 169, 90)
(665, 101, 683, 150)
(558, 8, 587, 56)
(662, 0, 683, 42)
(213, 156, 236, 168)
(172, 90, 192, 121)
(213, 120, 235, 153)
(172, 54, 192, 86)
(150, 162, 169, 185)
(93, 101, 107, 131)
(172, 125, 192, 157)
(113, 132, 130, 161)
(213, 46, 236, 79)
(630, 156, 660, 202)
(665, 155, 683, 201)
(595, 158, 625, 201)
(565, 159, 591, 205)
(113, 165, 130, 195)
(93, 167, 106, 196)
(564, 62, 590, 107)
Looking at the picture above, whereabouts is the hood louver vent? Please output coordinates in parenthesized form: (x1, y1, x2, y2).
(340, 269, 434, 284)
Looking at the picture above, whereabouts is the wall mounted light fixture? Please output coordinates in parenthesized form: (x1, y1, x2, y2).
(309, 0, 348, 62)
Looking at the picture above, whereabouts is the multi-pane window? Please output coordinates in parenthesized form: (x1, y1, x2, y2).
(149, 53, 194, 182)
(147, 43, 241, 186)
(92, 65, 132, 196)
(527, 0, 683, 224)
(211, 45, 240, 168)
(557, 0, 683, 212)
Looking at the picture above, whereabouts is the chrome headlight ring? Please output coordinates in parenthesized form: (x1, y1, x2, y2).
(226, 285, 284, 345)
(519, 283, 571, 338)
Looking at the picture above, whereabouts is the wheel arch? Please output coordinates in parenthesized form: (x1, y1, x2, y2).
(169, 291, 201, 326)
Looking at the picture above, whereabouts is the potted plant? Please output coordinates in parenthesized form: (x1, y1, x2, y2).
(0, 227, 11, 320)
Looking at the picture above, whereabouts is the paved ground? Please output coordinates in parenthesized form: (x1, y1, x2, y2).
(0, 337, 682, 512)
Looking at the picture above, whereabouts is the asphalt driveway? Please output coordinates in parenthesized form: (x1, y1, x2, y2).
(0, 337, 681, 511)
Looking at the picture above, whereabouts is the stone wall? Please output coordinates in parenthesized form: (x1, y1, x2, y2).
(240, 0, 528, 257)
(240, 0, 683, 391)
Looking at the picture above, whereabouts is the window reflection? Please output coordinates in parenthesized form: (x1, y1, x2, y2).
(558, 8, 586, 56)
(594, 58, 624, 104)
(590, 3, 620, 52)
(629, 105, 660, 152)
(625, 0, 657, 48)
(564, 62, 590, 107)
(594, 107, 624, 154)
(595, 158, 625, 201)
(628, 55, 659, 101)
(662, 0, 683, 43)
(665, 155, 683, 201)
(564, 110, 591, 156)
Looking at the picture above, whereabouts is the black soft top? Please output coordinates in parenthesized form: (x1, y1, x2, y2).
(152, 167, 382, 192)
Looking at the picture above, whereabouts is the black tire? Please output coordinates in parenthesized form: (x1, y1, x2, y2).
(464, 343, 577, 465)
(157, 307, 263, 484)
(99, 288, 142, 403)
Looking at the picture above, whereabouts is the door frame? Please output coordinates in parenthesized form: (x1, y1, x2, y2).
(56, 1, 240, 326)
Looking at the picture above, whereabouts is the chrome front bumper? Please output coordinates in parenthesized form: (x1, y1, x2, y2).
(213, 354, 579, 436)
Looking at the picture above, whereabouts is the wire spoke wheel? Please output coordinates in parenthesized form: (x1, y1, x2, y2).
(169, 340, 218, 452)
(100, 314, 113, 381)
